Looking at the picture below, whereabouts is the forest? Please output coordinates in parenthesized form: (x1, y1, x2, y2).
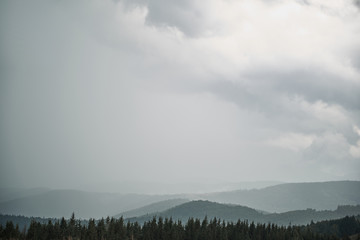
(1, 214, 359, 240)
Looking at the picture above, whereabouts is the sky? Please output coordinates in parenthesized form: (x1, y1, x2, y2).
(0, 0, 360, 193)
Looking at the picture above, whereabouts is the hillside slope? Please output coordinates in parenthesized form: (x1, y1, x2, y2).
(114, 198, 189, 218)
(0, 189, 176, 219)
(202, 181, 360, 212)
(1, 181, 359, 219)
(128, 200, 360, 226)
(127, 200, 263, 224)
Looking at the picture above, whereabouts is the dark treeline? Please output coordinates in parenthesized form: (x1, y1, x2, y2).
(1, 213, 358, 240)
(308, 216, 360, 238)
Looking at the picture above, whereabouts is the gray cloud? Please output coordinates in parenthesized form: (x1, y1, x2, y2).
(1, 0, 360, 192)
(243, 68, 360, 111)
(145, 0, 204, 37)
(121, 0, 211, 37)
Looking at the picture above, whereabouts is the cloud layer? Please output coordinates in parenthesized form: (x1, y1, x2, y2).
(1, 0, 360, 191)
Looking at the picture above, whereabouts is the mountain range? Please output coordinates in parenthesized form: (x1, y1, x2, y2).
(125, 200, 360, 226)
(0, 189, 174, 219)
(1, 181, 359, 221)
(113, 198, 190, 219)
(201, 180, 360, 212)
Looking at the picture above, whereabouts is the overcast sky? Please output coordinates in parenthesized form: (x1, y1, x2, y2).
(1, 0, 360, 192)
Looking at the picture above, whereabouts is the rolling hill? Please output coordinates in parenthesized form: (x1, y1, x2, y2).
(1, 181, 359, 219)
(126, 200, 262, 224)
(0, 187, 50, 203)
(114, 198, 190, 219)
(201, 181, 360, 213)
(262, 205, 360, 225)
(0, 189, 177, 219)
(127, 200, 360, 226)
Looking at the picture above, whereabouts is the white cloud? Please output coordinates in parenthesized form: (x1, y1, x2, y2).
(354, 125, 360, 136)
(350, 125, 360, 158)
(350, 141, 360, 158)
(266, 133, 316, 152)
(299, 99, 348, 125)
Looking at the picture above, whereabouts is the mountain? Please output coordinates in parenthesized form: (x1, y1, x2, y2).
(0, 189, 177, 219)
(262, 205, 360, 225)
(128, 200, 360, 226)
(77, 180, 283, 195)
(127, 200, 263, 224)
(201, 181, 360, 213)
(1, 181, 359, 219)
(114, 198, 190, 218)
(2, 202, 360, 231)
(0, 187, 50, 203)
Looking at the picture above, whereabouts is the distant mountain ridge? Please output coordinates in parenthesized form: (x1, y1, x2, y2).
(0, 187, 50, 203)
(0, 189, 176, 219)
(0, 181, 359, 219)
(114, 198, 190, 219)
(202, 180, 360, 212)
(132, 200, 262, 223)
(128, 200, 360, 226)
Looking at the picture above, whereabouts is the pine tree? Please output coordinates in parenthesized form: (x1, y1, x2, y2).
(87, 219, 97, 240)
